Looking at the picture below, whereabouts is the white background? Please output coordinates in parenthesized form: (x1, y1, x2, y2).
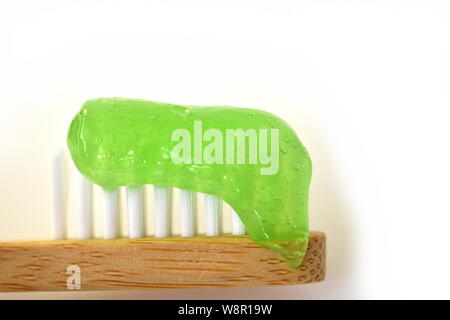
(0, 0, 449, 299)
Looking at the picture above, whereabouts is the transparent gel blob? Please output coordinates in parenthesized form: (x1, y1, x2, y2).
(67, 98, 312, 268)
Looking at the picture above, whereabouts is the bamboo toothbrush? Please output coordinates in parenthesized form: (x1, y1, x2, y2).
(0, 99, 326, 292)
(0, 150, 325, 292)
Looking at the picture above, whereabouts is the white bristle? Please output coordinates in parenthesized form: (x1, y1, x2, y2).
(51, 149, 66, 240)
(180, 189, 195, 237)
(77, 173, 92, 240)
(231, 208, 246, 235)
(102, 188, 118, 239)
(205, 194, 221, 236)
(153, 186, 171, 238)
(54, 152, 246, 240)
(126, 186, 143, 238)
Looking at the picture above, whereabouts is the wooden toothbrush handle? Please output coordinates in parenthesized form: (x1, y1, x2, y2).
(0, 232, 325, 292)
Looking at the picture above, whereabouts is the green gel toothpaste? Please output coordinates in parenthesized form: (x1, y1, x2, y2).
(67, 98, 312, 268)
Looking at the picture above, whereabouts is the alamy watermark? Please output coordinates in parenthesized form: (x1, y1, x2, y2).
(66, 264, 81, 290)
(170, 120, 279, 175)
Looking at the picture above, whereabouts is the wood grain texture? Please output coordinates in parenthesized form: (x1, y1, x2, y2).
(0, 232, 325, 292)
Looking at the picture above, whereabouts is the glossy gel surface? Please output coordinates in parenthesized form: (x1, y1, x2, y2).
(68, 98, 312, 268)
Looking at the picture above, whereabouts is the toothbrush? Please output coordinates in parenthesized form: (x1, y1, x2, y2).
(0, 98, 326, 292)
